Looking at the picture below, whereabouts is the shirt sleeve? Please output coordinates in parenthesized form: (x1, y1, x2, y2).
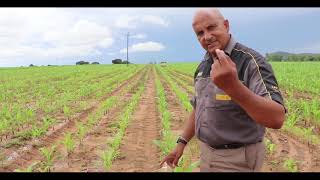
(245, 56, 287, 113)
(190, 95, 196, 109)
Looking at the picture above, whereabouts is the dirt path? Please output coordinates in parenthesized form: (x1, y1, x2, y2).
(0, 68, 146, 172)
(109, 67, 161, 172)
(262, 129, 320, 172)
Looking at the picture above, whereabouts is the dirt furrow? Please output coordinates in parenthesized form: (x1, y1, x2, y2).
(51, 68, 149, 172)
(263, 129, 316, 172)
(157, 68, 200, 172)
(109, 68, 161, 172)
(0, 68, 146, 172)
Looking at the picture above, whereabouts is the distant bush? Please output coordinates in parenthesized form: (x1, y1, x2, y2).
(112, 59, 131, 64)
(112, 59, 123, 64)
(76, 61, 90, 65)
(91, 62, 100, 65)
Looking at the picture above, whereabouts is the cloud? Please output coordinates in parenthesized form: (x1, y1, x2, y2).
(115, 15, 169, 29)
(0, 9, 114, 61)
(43, 19, 113, 50)
(120, 41, 165, 53)
(131, 33, 147, 39)
(141, 15, 169, 27)
(107, 52, 116, 56)
(115, 15, 138, 29)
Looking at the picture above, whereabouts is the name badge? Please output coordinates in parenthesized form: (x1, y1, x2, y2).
(215, 94, 231, 101)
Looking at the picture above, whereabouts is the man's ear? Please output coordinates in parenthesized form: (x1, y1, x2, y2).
(224, 19, 229, 32)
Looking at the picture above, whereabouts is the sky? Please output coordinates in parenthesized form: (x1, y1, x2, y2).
(0, 8, 320, 67)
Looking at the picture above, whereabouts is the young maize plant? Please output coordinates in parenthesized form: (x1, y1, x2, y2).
(154, 66, 199, 172)
(101, 74, 147, 171)
(154, 69, 176, 156)
(283, 158, 299, 172)
(156, 66, 193, 112)
(39, 145, 57, 172)
(62, 132, 75, 157)
(264, 138, 276, 155)
(76, 122, 87, 146)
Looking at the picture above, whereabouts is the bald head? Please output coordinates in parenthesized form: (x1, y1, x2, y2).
(192, 8, 225, 26)
(192, 8, 230, 56)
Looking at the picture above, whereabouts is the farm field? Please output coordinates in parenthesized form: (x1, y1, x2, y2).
(0, 62, 320, 172)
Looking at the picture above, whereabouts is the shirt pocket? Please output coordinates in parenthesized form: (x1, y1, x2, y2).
(205, 82, 238, 110)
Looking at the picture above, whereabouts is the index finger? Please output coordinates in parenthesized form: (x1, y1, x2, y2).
(160, 156, 169, 167)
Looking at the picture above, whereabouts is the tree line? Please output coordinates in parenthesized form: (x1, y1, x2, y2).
(266, 53, 320, 62)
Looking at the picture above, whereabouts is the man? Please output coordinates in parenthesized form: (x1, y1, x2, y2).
(160, 8, 286, 172)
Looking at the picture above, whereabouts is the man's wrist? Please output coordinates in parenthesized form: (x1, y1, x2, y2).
(224, 79, 243, 98)
(177, 136, 188, 145)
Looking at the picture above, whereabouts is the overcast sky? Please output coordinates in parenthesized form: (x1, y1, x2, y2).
(1, 8, 320, 67)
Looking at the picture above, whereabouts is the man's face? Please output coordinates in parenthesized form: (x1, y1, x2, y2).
(192, 12, 230, 56)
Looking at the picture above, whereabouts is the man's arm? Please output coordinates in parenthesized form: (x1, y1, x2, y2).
(211, 49, 285, 129)
(180, 109, 196, 141)
(224, 80, 285, 129)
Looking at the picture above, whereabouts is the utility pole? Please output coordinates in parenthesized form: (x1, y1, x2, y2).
(126, 32, 129, 66)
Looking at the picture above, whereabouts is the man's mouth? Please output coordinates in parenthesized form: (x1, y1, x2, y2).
(207, 41, 218, 48)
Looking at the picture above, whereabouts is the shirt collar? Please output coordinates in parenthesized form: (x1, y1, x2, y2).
(224, 34, 237, 56)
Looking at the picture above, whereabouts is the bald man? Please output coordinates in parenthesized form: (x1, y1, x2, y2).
(160, 8, 286, 172)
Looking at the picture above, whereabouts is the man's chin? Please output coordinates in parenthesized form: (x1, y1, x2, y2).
(208, 48, 218, 56)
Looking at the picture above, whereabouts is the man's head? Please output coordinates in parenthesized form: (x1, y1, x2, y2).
(192, 8, 230, 56)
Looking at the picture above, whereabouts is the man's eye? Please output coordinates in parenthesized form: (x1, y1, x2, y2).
(208, 25, 217, 31)
(197, 31, 203, 37)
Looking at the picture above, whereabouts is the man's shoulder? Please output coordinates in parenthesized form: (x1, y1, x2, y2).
(193, 61, 205, 79)
(233, 43, 265, 62)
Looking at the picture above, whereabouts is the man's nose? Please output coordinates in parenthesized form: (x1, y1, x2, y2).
(204, 32, 213, 42)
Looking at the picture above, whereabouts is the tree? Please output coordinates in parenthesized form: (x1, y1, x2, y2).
(91, 62, 100, 64)
(122, 60, 129, 64)
(76, 61, 89, 65)
(112, 59, 123, 64)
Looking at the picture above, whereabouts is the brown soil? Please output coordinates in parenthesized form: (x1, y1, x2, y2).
(262, 129, 320, 172)
(157, 69, 200, 172)
(50, 68, 149, 172)
(109, 67, 161, 172)
(1, 66, 320, 172)
(167, 68, 194, 86)
(0, 68, 146, 172)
